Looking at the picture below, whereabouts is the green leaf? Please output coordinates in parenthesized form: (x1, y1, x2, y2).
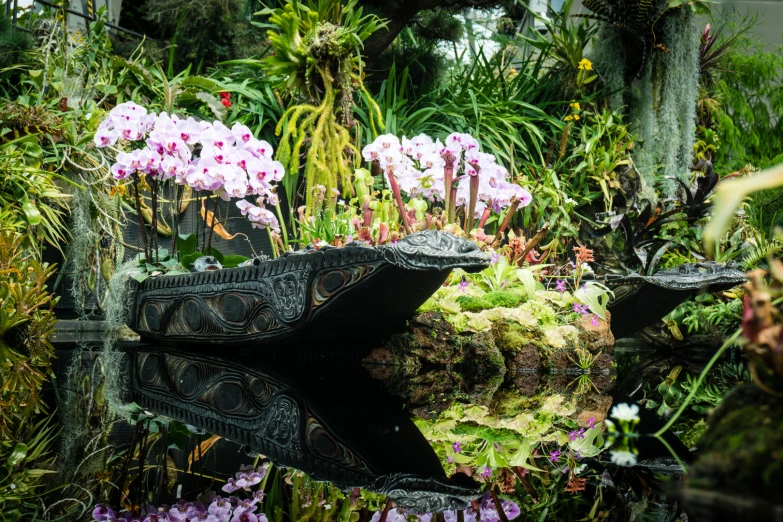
(515, 268, 538, 298)
(206, 247, 249, 268)
(131, 273, 150, 283)
(22, 199, 42, 225)
(508, 440, 544, 471)
(196, 92, 227, 121)
(178, 233, 197, 257)
(567, 427, 604, 457)
(3, 510, 22, 522)
(575, 282, 613, 318)
(182, 251, 204, 268)
(8, 443, 28, 466)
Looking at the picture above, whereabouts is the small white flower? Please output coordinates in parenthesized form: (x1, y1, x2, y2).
(581, 263, 594, 274)
(610, 403, 640, 422)
(573, 464, 587, 475)
(610, 450, 637, 467)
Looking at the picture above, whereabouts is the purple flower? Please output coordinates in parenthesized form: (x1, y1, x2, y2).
(235, 472, 262, 489)
(591, 314, 599, 326)
(458, 280, 469, 293)
(490, 253, 500, 265)
(93, 505, 117, 522)
(555, 279, 566, 292)
(588, 416, 596, 429)
(477, 495, 520, 522)
(549, 450, 560, 462)
(577, 450, 582, 460)
(480, 467, 492, 479)
(446, 509, 479, 522)
(446, 455, 454, 463)
(501, 500, 521, 521)
(568, 430, 579, 441)
(229, 514, 258, 522)
(233, 499, 258, 516)
(452, 441, 463, 453)
(222, 478, 240, 494)
(572, 303, 582, 313)
(562, 466, 570, 475)
(209, 499, 232, 519)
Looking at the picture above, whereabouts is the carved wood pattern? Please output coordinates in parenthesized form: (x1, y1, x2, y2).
(127, 231, 491, 346)
(122, 347, 484, 511)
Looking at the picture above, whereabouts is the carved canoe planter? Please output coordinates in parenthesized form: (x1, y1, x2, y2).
(601, 261, 747, 339)
(127, 230, 491, 347)
(121, 345, 484, 511)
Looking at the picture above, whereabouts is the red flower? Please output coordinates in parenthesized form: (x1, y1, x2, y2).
(221, 98, 232, 108)
(219, 91, 231, 99)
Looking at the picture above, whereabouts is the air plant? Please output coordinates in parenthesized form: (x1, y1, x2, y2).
(258, 0, 386, 215)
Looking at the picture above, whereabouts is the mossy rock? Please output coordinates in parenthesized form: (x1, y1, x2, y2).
(456, 295, 493, 312)
(484, 291, 525, 308)
(491, 388, 546, 417)
(492, 320, 538, 353)
(682, 384, 783, 520)
(462, 331, 506, 370)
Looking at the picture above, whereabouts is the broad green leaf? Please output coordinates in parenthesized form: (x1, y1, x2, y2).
(22, 199, 41, 225)
(196, 92, 228, 121)
(8, 443, 28, 466)
(178, 233, 197, 257)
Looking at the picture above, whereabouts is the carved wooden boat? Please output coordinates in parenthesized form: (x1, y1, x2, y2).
(127, 231, 490, 347)
(601, 262, 747, 339)
(120, 345, 484, 511)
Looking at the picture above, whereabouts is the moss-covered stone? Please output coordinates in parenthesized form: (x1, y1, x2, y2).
(484, 290, 525, 309)
(457, 296, 494, 312)
(463, 331, 505, 370)
(492, 320, 538, 353)
(683, 384, 783, 519)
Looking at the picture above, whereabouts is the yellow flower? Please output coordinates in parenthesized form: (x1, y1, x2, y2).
(569, 102, 581, 111)
(578, 58, 593, 71)
(564, 114, 581, 122)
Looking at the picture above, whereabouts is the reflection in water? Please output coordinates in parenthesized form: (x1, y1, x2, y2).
(120, 344, 483, 513)
(108, 341, 698, 521)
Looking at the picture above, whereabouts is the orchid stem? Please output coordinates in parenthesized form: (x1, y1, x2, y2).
(275, 202, 288, 251)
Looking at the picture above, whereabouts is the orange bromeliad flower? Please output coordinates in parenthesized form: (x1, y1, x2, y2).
(573, 244, 595, 264)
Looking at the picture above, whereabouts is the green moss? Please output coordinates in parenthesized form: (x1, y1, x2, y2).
(456, 295, 493, 312)
(519, 299, 557, 326)
(492, 389, 544, 417)
(688, 385, 783, 498)
(452, 422, 520, 444)
(484, 290, 524, 308)
(492, 320, 538, 353)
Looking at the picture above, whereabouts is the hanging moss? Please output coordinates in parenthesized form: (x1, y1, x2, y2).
(629, 61, 656, 186)
(654, 9, 700, 196)
(64, 188, 97, 317)
(590, 28, 627, 112)
(590, 9, 700, 197)
(100, 260, 139, 418)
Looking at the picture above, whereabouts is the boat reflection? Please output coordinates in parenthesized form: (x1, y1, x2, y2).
(119, 344, 484, 512)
